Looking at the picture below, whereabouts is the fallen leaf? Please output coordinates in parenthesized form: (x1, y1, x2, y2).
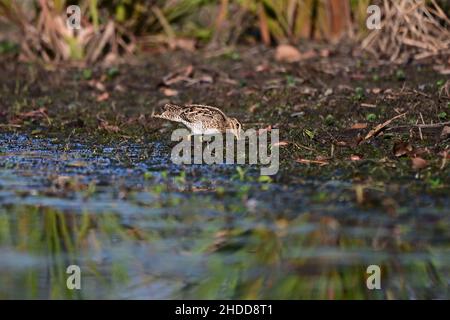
(441, 126, 450, 138)
(393, 141, 413, 157)
(440, 150, 448, 170)
(172, 38, 196, 51)
(411, 157, 428, 170)
(115, 84, 126, 92)
(88, 80, 106, 91)
(324, 88, 333, 96)
(433, 65, 450, 75)
(351, 123, 368, 129)
(248, 104, 259, 113)
(439, 150, 450, 159)
(255, 64, 269, 72)
(99, 123, 119, 133)
(198, 75, 213, 84)
(162, 65, 193, 86)
(291, 111, 305, 118)
(319, 49, 330, 57)
(97, 116, 119, 133)
(296, 158, 329, 166)
(372, 88, 382, 94)
(350, 73, 366, 80)
(299, 50, 317, 60)
(96, 92, 109, 102)
(18, 107, 48, 119)
(161, 88, 178, 96)
(361, 103, 377, 108)
(273, 141, 289, 147)
(275, 44, 301, 63)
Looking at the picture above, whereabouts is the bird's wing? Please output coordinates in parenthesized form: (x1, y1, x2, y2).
(179, 105, 227, 124)
(185, 105, 228, 119)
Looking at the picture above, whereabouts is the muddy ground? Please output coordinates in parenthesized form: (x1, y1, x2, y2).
(0, 44, 449, 299)
(1, 44, 449, 184)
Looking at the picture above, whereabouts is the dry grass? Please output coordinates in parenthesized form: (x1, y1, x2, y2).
(0, 0, 135, 65)
(362, 0, 450, 63)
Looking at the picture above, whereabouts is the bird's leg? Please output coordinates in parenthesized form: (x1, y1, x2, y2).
(205, 136, 211, 152)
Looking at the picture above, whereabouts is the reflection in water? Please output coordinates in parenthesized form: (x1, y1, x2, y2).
(0, 202, 448, 299)
(0, 133, 448, 299)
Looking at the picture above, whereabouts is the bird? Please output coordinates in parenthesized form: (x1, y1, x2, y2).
(152, 104, 243, 139)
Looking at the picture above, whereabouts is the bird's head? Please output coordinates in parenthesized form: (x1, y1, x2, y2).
(228, 118, 243, 139)
(152, 103, 182, 120)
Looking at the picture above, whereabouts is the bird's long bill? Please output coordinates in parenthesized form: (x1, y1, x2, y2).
(151, 109, 170, 119)
(226, 128, 242, 140)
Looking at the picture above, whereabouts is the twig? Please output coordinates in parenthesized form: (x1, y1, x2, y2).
(364, 112, 408, 141)
(296, 158, 329, 166)
(0, 124, 22, 128)
(386, 121, 450, 130)
(293, 142, 317, 152)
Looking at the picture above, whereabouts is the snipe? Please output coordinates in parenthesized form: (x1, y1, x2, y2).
(152, 104, 243, 138)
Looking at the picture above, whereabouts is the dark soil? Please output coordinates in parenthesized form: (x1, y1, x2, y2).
(1, 45, 449, 187)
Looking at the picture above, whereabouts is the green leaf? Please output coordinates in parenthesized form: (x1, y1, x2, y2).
(366, 113, 377, 121)
(82, 69, 93, 80)
(258, 175, 272, 183)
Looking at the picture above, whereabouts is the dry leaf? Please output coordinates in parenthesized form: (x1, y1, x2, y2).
(97, 116, 119, 133)
(393, 141, 413, 157)
(275, 45, 302, 63)
(115, 84, 125, 92)
(99, 122, 119, 133)
(299, 50, 317, 60)
(296, 158, 329, 166)
(96, 92, 109, 102)
(255, 64, 269, 72)
(319, 49, 330, 57)
(18, 107, 48, 119)
(172, 38, 196, 51)
(361, 103, 377, 108)
(273, 141, 289, 147)
(198, 75, 213, 84)
(351, 123, 368, 129)
(248, 104, 259, 113)
(161, 88, 178, 96)
(372, 88, 382, 94)
(88, 80, 106, 91)
(439, 150, 450, 159)
(411, 157, 428, 170)
(162, 65, 193, 86)
(433, 65, 450, 75)
(441, 126, 450, 138)
(440, 150, 448, 170)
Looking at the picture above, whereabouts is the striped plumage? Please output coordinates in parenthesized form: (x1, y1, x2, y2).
(152, 104, 242, 138)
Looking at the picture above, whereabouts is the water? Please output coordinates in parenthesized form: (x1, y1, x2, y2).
(0, 133, 448, 299)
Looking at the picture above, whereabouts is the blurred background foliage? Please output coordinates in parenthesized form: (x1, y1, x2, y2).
(0, 0, 449, 63)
